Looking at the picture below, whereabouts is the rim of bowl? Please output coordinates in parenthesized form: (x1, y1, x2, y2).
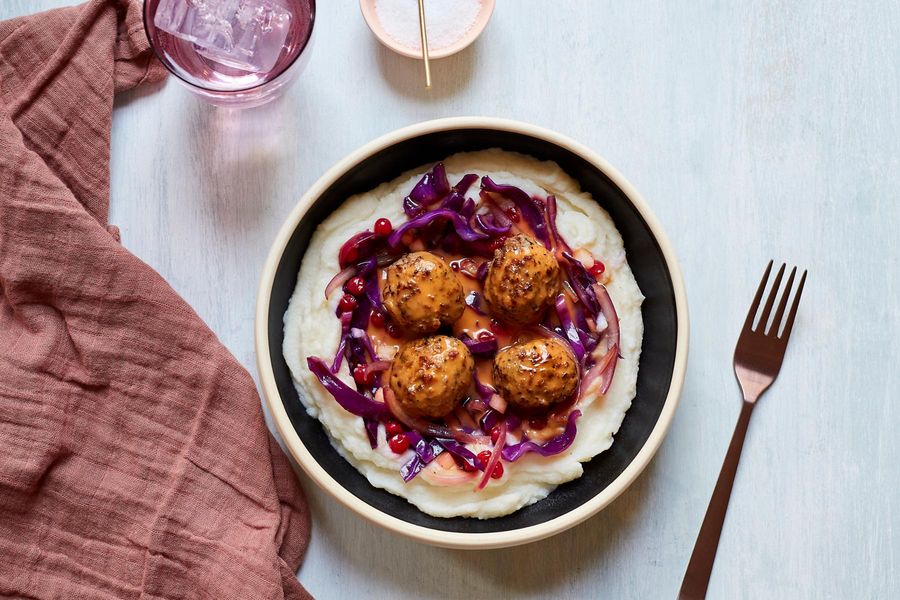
(255, 117, 690, 550)
(142, 0, 317, 94)
(358, 0, 495, 60)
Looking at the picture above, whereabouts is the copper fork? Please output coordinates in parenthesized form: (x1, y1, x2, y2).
(678, 261, 807, 600)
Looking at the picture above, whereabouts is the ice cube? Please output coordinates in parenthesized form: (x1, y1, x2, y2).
(154, 0, 292, 74)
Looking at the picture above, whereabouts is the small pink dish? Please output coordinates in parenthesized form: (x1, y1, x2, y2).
(359, 0, 495, 60)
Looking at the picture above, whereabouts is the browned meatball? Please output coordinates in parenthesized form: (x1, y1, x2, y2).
(382, 252, 465, 334)
(492, 338, 578, 411)
(389, 336, 474, 419)
(483, 234, 561, 325)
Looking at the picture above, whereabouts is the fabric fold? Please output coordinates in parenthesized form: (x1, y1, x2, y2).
(0, 2, 311, 598)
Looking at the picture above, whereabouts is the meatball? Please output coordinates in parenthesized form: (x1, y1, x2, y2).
(389, 336, 474, 419)
(492, 338, 578, 411)
(382, 252, 465, 334)
(483, 234, 561, 325)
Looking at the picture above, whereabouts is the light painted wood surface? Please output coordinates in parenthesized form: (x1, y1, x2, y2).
(3, 1, 898, 598)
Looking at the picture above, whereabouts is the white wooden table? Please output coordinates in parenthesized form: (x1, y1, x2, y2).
(4, 1, 899, 597)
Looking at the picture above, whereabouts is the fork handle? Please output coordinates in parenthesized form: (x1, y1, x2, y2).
(678, 400, 756, 600)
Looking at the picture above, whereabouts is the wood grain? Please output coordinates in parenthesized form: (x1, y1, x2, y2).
(2, 0, 898, 598)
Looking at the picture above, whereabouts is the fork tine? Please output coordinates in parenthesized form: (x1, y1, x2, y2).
(756, 263, 785, 332)
(779, 269, 807, 341)
(768, 266, 797, 336)
(742, 260, 773, 333)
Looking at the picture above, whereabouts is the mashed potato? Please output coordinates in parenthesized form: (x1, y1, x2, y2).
(283, 150, 644, 518)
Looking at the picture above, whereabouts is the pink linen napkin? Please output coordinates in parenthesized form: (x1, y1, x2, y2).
(0, 1, 311, 598)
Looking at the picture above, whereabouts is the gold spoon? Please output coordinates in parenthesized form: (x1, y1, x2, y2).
(417, 0, 431, 88)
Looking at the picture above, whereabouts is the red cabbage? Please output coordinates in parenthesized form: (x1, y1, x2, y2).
(476, 261, 489, 281)
(364, 419, 378, 449)
(343, 295, 372, 368)
(481, 176, 551, 248)
(387, 208, 489, 247)
(580, 344, 618, 397)
(554, 294, 586, 361)
(440, 191, 465, 212)
(504, 413, 522, 431)
(461, 198, 476, 218)
(480, 409, 500, 432)
(356, 255, 378, 276)
(405, 430, 438, 462)
(460, 335, 498, 356)
(465, 290, 488, 315)
(364, 273, 382, 313)
(350, 328, 378, 361)
(400, 433, 446, 482)
(435, 439, 481, 471)
(545, 195, 572, 253)
(339, 231, 381, 268)
(593, 283, 620, 352)
(474, 212, 512, 236)
(404, 163, 451, 218)
(453, 173, 478, 195)
(472, 369, 496, 401)
(329, 312, 353, 373)
(561, 252, 601, 317)
(307, 357, 390, 419)
(501, 410, 581, 461)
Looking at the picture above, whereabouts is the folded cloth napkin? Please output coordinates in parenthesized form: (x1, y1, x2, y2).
(0, 2, 311, 598)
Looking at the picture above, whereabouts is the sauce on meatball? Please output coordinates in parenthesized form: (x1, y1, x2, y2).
(389, 335, 474, 419)
(382, 252, 465, 334)
(492, 338, 579, 411)
(483, 234, 561, 325)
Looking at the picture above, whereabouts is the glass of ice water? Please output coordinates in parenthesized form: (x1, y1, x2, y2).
(144, 0, 315, 107)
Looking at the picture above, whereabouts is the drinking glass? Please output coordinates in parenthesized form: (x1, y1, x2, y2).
(143, 0, 315, 108)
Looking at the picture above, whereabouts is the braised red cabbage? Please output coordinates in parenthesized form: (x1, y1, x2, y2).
(474, 212, 512, 236)
(453, 173, 478, 195)
(545, 195, 572, 254)
(481, 176, 551, 248)
(403, 162, 451, 217)
(554, 294, 586, 361)
(465, 290, 488, 315)
(307, 357, 390, 419)
(501, 410, 582, 461)
(460, 335, 498, 356)
(388, 208, 489, 247)
(329, 312, 354, 373)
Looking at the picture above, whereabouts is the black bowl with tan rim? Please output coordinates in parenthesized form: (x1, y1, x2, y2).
(255, 117, 688, 549)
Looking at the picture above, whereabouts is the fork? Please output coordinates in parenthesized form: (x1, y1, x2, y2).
(678, 261, 807, 600)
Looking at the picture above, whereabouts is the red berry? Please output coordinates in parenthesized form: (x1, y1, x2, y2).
(450, 261, 460, 271)
(386, 323, 400, 338)
(490, 426, 501, 444)
(352, 364, 372, 385)
(345, 276, 365, 296)
(374, 218, 393, 236)
(589, 261, 606, 278)
(370, 310, 386, 327)
(338, 293, 358, 313)
(384, 420, 403, 437)
(491, 462, 504, 479)
(477, 450, 492, 468)
(388, 433, 409, 454)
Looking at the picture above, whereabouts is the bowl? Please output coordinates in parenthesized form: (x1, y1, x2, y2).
(255, 117, 689, 549)
(359, 0, 495, 60)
